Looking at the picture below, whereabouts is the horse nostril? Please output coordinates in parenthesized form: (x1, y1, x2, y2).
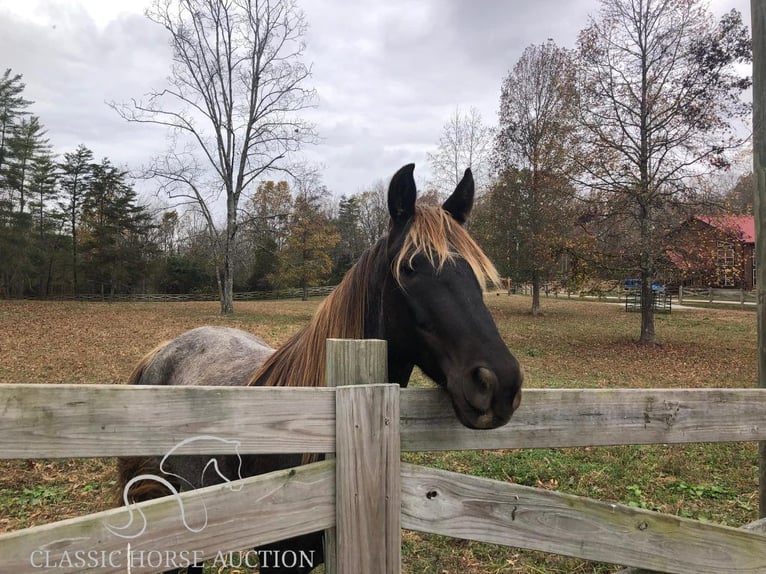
(466, 367, 497, 413)
(474, 367, 498, 392)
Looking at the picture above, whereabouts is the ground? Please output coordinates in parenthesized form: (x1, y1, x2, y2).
(0, 296, 759, 573)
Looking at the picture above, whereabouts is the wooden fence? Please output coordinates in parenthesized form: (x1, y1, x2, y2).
(1, 339, 766, 573)
(27, 286, 337, 303)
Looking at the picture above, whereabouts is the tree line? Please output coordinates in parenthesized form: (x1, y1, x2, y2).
(0, 68, 389, 299)
(1, 0, 755, 344)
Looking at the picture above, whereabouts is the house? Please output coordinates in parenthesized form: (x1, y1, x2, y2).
(668, 215, 755, 290)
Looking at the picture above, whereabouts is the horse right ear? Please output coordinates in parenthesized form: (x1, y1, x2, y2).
(387, 163, 417, 226)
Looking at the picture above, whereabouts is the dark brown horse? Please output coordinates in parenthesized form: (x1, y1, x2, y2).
(116, 164, 524, 573)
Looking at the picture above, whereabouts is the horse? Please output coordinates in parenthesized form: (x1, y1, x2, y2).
(115, 163, 524, 573)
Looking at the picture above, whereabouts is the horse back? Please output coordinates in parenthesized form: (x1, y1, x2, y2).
(129, 326, 275, 388)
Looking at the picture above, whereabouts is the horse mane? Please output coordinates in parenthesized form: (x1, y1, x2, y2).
(249, 203, 499, 389)
(247, 241, 383, 388)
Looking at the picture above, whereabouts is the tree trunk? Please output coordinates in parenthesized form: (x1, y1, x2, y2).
(531, 270, 543, 316)
(219, 251, 234, 315)
(221, 263, 234, 314)
(639, 270, 656, 344)
(219, 197, 237, 315)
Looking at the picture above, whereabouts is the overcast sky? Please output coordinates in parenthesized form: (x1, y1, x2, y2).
(0, 0, 751, 203)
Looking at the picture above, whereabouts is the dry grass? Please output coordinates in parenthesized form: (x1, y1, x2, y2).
(0, 295, 759, 573)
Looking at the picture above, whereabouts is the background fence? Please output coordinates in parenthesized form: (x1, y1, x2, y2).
(1, 339, 766, 573)
(20, 286, 338, 303)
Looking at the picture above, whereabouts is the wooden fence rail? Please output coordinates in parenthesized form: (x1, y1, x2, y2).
(401, 464, 766, 574)
(27, 286, 337, 303)
(0, 461, 335, 574)
(3, 385, 766, 458)
(1, 340, 766, 573)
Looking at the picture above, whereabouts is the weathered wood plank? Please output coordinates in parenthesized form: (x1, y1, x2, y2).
(336, 383, 400, 574)
(400, 388, 766, 451)
(0, 384, 336, 458)
(0, 460, 334, 574)
(4, 386, 766, 459)
(616, 517, 766, 573)
(400, 463, 766, 574)
(324, 338, 389, 574)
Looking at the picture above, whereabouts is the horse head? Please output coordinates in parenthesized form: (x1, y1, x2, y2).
(381, 164, 523, 429)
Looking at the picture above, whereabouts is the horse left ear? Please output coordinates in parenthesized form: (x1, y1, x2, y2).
(442, 167, 474, 225)
(388, 163, 417, 226)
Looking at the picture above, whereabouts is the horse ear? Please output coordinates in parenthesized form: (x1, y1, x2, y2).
(388, 163, 417, 226)
(442, 168, 474, 225)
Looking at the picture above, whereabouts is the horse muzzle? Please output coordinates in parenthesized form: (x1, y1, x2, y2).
(450, 363, 523, 430)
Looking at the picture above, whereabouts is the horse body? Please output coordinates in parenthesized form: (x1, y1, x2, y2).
(117, 164, 524, 573)
(134, 327, 274, 388)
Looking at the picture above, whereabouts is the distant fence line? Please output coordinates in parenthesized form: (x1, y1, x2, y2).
(512, 283, 757, 307)
(23, 286, 338, 303)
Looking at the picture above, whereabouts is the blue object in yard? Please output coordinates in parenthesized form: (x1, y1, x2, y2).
(623, 278, 665, 292)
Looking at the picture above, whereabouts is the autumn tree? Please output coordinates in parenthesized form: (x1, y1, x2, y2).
(724, 171, 754, 214)
(241, 179, 292, 290)
(576, 0, 751, 343)
(113, 0, 316, 314)
(278, 179, 338, 299)
(493, 40, 580, 315)
(427, 107, 493, 196)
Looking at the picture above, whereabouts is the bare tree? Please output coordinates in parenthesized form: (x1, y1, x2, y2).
(112, 0, 316, 313)
(427, 107, 493, 196)
(494, 40, 580, 316)
(576, 0, 751, 343)
(356, 179, 388, 248)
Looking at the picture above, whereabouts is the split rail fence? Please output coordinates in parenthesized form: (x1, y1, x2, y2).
(1, 339, 766, 573)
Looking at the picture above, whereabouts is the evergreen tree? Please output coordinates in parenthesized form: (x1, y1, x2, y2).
(81, 158, 154, 295)
(0, 69, 32, 194)
(26, 150, 60, 296)
(331, 195, 363, 282)
(6, 116, 49, 213)
(58, 144, 94, 294)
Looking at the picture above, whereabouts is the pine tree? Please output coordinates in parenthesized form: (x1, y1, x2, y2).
(7, 116, 49, 213)
(0, 69, 33, 194)
(58, 144, 94, 294)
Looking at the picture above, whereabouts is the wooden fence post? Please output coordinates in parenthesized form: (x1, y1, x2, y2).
(324, 339, 399, 574)
(753, 0, 766, 518)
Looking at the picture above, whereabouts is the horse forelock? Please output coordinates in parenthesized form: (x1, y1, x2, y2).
(247, 242, 383, 389)
(393, 204, 500, 291)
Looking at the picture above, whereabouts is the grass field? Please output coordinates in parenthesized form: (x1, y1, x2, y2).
(0, 295, 759, 573)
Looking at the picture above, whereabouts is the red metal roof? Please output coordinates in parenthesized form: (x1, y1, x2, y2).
(695, 215, 755, 243)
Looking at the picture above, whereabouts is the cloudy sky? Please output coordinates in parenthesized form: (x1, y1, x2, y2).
(0, 0, 751, 202)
